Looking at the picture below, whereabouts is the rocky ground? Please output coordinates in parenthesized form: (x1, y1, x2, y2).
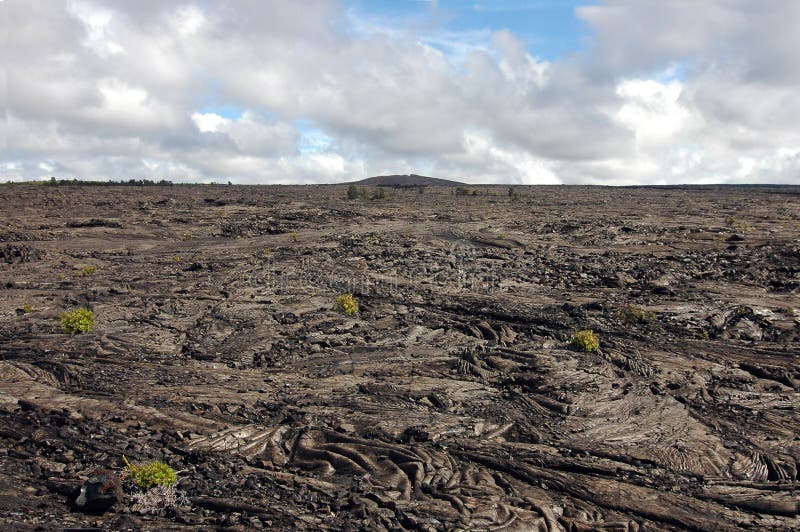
(0, 183, 798, 531)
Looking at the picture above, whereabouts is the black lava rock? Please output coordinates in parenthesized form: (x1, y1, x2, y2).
(73, 469, 122, 514)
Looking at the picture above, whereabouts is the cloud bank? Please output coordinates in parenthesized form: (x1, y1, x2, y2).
(3, 0, 800, 184)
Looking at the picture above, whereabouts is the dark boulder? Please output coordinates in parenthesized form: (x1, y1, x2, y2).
(74, 469, 122, 514)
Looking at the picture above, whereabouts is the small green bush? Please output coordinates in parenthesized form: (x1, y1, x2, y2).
(615, 305, 655, 324)
(72, 265, 97, 277)
(335, 294, 359, 316)
(572, 329, 599, 352)
(347, 184, 368, 200)
(725, 216, 751, 232)
(60, 308, 95, 334)
(123, 456, 177, 490)
(371, 188, 388, 200)
(22, 303, 34, 314)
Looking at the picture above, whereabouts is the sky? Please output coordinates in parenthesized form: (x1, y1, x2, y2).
(3, 0, 800, 185)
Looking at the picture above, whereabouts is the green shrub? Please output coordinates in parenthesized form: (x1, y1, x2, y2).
(335, 294, 359, 316)
(615, 305, 655, 324)
(16, 303, 34, 316)
(123, 456, 177, 490)
(72, 265, 97, 277)
(371, 188, 388, 200)
(572, 329, 599, 352)
(508, 187, 521, 200)
(725, 216, 751, 232)
(347, 184, 368, 200)
(60, 308, 95, 334)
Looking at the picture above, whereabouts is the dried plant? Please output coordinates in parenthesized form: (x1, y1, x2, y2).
(130, 484, 188, 515)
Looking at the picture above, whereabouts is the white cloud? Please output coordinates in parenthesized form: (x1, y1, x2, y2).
(192, 112, 229, 133)
(97, 80, 147, 114)
(493, 30, 550, 89)
(172, 5, 206, 36)
(669, 146, 704, 177)
(3, 0, 800, 184)
(444, 130, 561, 184)
(67, 1, 125, 57)
(615, 79, 694, 145)
(191, 111, 298, 156)
(734, 147, 800, 182)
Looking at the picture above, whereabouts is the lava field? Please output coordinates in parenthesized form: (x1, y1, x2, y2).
(1, 183, 798, 530)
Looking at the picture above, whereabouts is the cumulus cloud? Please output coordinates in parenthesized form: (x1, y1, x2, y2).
(2, 0, 800, 184)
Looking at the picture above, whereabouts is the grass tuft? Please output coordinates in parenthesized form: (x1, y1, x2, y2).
(335, 294, 359, 316)
(122, 456, 177, 490)
(60, 308, 95, 334)
(572, 329, 599, 352)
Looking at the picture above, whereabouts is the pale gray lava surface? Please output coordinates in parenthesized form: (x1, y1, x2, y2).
(1, 184, 799, 530)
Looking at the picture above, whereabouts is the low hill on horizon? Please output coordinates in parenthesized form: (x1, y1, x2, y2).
(352, 174, 465, 187)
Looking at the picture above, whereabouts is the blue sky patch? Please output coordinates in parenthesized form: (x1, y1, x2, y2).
(345, 0, 598, 61)
(199, 105, 243, 120)
(297, 120, 334, 153)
